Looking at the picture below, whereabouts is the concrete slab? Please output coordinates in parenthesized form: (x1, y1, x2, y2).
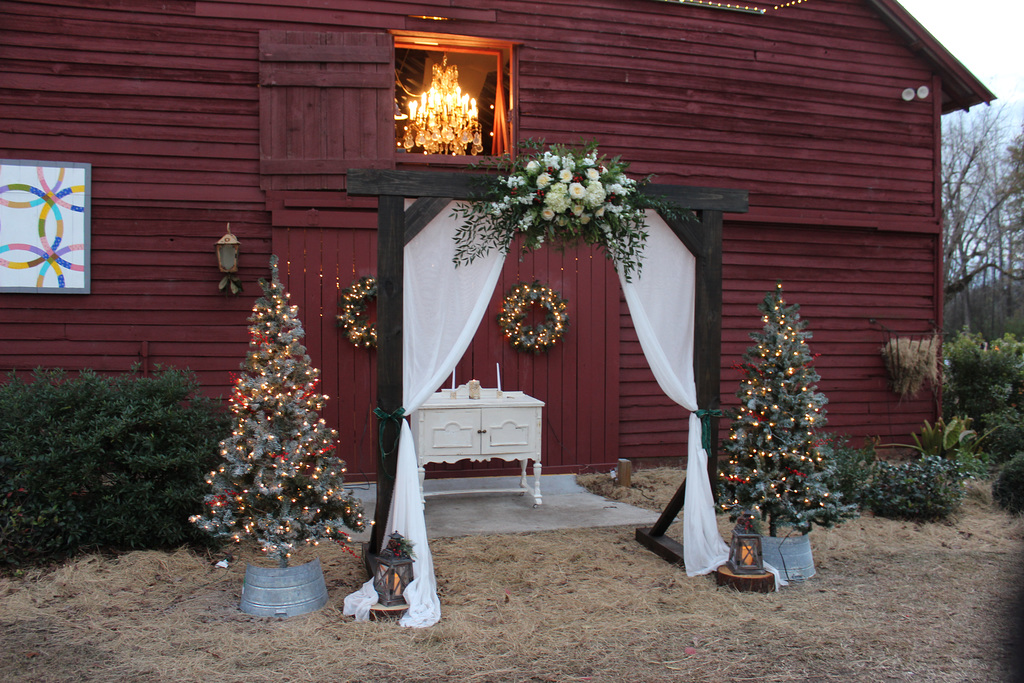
(346, 475, 660, 542)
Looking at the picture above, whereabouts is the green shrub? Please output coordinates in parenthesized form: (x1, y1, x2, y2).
(865, 456, 965, 522)
(980, 407, 1024, 464)
(819, 434, 874, 509)
(896, 416, 991, 480)
(993, 454, 1024, 514)
(0, 368, 228, 567)
(942, 331, 1024, 427)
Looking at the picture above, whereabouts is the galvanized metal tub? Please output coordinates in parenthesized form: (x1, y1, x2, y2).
(760, 533, 816, 582)
(240, 558, 328, 617)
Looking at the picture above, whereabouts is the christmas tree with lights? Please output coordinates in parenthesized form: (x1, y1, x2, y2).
(192, 256, 364, 567)
(718, 282, 855, 536)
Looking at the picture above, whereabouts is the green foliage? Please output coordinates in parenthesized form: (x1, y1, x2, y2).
(0, 368, 227, 567)
(719, 283, 857, 536)
(865, 456, 965, 522)
(992, 454, 1024, 514)
(819, 434, 874, 509)
(980, 407, 1024, 464)
(897, 416, 990, 479)
(942, 331, 1024, 427)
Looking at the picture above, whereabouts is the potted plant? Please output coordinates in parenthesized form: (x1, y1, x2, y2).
(192, 256, 365, 616)
(718, 283, 856, 581)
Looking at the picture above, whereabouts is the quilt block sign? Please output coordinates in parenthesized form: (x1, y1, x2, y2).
(0, 160, 91, 293)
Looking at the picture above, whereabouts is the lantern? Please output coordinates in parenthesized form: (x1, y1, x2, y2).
(727, 511, 764, 575)
(215, 224, 240, 273)
(372, 532, 415, 608)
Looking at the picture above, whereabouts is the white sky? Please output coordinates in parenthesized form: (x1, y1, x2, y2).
(896, 0, 1023, 116)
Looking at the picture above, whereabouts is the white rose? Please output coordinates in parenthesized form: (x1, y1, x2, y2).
(536, 173, 552, 189)
(569, 182, 587, 200)
(586, 167, 600, 181)
(572, 204, 585, 216)
(541, 208, 555, 221)
(526, 160, 540, 173)
(580, 214, 591, 224)
(559, 168, 573, 183)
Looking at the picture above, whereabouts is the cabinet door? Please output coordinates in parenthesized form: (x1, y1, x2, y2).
(480, 407, 539, 456)
(418, 408, 481, 457)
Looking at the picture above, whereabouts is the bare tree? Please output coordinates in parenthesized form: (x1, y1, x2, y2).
(942, 104, 1015, 305)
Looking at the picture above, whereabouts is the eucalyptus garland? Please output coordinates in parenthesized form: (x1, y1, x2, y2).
(452, 139, 690, 282)
(498, 282, 569, 353)
(337, 276, 377, 349)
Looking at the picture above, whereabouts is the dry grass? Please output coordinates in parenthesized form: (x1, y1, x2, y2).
(881, 335, 940, 398)
(2, 470, 1022, 682)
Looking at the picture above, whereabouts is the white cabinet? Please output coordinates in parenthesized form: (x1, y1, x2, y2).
(413, 387, 544, 505)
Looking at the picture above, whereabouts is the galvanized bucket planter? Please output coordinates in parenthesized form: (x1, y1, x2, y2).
(240, 558, 329, 618)
(760, 533, 816, 582)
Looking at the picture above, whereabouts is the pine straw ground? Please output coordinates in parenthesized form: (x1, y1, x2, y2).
(2, 469, 1022, 683)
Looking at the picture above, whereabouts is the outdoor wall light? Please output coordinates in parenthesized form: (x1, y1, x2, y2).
(727, 511, 765, 575)
(216, 224, 242, 295)
(216, 223, 240, 273)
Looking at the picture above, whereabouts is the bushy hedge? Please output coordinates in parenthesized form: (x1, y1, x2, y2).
(943, 332, 1024, 430)
(0, 368, 228, 567)
(993, 454, 1024, 515)
(864, 456, 965, 522)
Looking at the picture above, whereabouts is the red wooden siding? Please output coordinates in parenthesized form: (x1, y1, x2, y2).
(271, 219, 621, 479)
(0, 0, 961, 476)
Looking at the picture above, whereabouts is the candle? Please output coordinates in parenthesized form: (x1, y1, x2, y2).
(451, 370, 456, 391)
(496, 363, 501, 393)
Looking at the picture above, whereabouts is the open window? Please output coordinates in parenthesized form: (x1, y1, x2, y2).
(393, 36, 513, 159)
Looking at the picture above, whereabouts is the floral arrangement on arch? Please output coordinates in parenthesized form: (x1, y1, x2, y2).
(452, 140, 687, 282)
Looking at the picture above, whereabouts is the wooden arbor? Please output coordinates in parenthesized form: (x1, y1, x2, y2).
(346, 168, 748, 564)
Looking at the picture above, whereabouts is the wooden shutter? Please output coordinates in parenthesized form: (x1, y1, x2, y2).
(259, 31, 395, 191)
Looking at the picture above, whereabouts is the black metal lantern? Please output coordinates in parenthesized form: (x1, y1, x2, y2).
(215, 223, 240, 273)
(372, 532, 415, 608)
(727, 511, 764, 575)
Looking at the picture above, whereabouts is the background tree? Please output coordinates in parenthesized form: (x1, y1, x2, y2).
(192, 257, 365, 567)
(943, 106, 1024, 337)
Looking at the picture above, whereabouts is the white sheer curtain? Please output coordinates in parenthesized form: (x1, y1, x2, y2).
(343, 202, 506, 627)
(619, 211, 730, 576)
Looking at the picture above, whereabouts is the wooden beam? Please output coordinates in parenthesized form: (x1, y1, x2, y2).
(371, 194, 405, 553)
(348, 168, 749, 214)
(349, 169, 482, 199)
(635, 209, 725, 568)
(405, 196, 453, 244)
(635, 527, 685, 566)
(695, 210, 724, 487)
(645, 183, 748, 213)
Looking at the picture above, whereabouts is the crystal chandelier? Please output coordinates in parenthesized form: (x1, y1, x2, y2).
(402, 54, 483, 156)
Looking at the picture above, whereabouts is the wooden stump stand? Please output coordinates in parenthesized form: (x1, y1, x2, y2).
(369, 603, 409, 621)
(714, 564, 774, 593)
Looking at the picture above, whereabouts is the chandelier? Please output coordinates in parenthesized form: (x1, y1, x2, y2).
(402, 54, 483, 156)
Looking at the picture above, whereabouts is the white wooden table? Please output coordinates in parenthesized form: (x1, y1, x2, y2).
(412, 386, 544, 506)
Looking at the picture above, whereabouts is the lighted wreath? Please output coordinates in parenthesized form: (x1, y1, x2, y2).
(452, 140, 690, 282)
(337, 276, 377, 349)
(498, 282, 569, 353)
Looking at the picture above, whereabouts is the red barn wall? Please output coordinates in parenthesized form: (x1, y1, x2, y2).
(0, 0, 944, 478)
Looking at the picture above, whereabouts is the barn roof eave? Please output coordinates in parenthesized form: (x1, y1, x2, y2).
(865, 0, 997, 113)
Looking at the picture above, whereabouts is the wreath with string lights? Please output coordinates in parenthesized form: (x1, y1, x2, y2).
(498, 282, 569, 353)
(337, 276, 377, 349)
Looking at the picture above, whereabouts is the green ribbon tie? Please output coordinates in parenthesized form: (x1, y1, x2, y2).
(695, 408, 723, 452)
(374, 406, 406, 480)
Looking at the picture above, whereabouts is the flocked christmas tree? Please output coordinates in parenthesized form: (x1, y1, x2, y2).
(718, 282, 855, 536)
(192, 256, 364, 567)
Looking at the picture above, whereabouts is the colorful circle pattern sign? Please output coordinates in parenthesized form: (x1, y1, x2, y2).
(0, 161, 89, 292)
